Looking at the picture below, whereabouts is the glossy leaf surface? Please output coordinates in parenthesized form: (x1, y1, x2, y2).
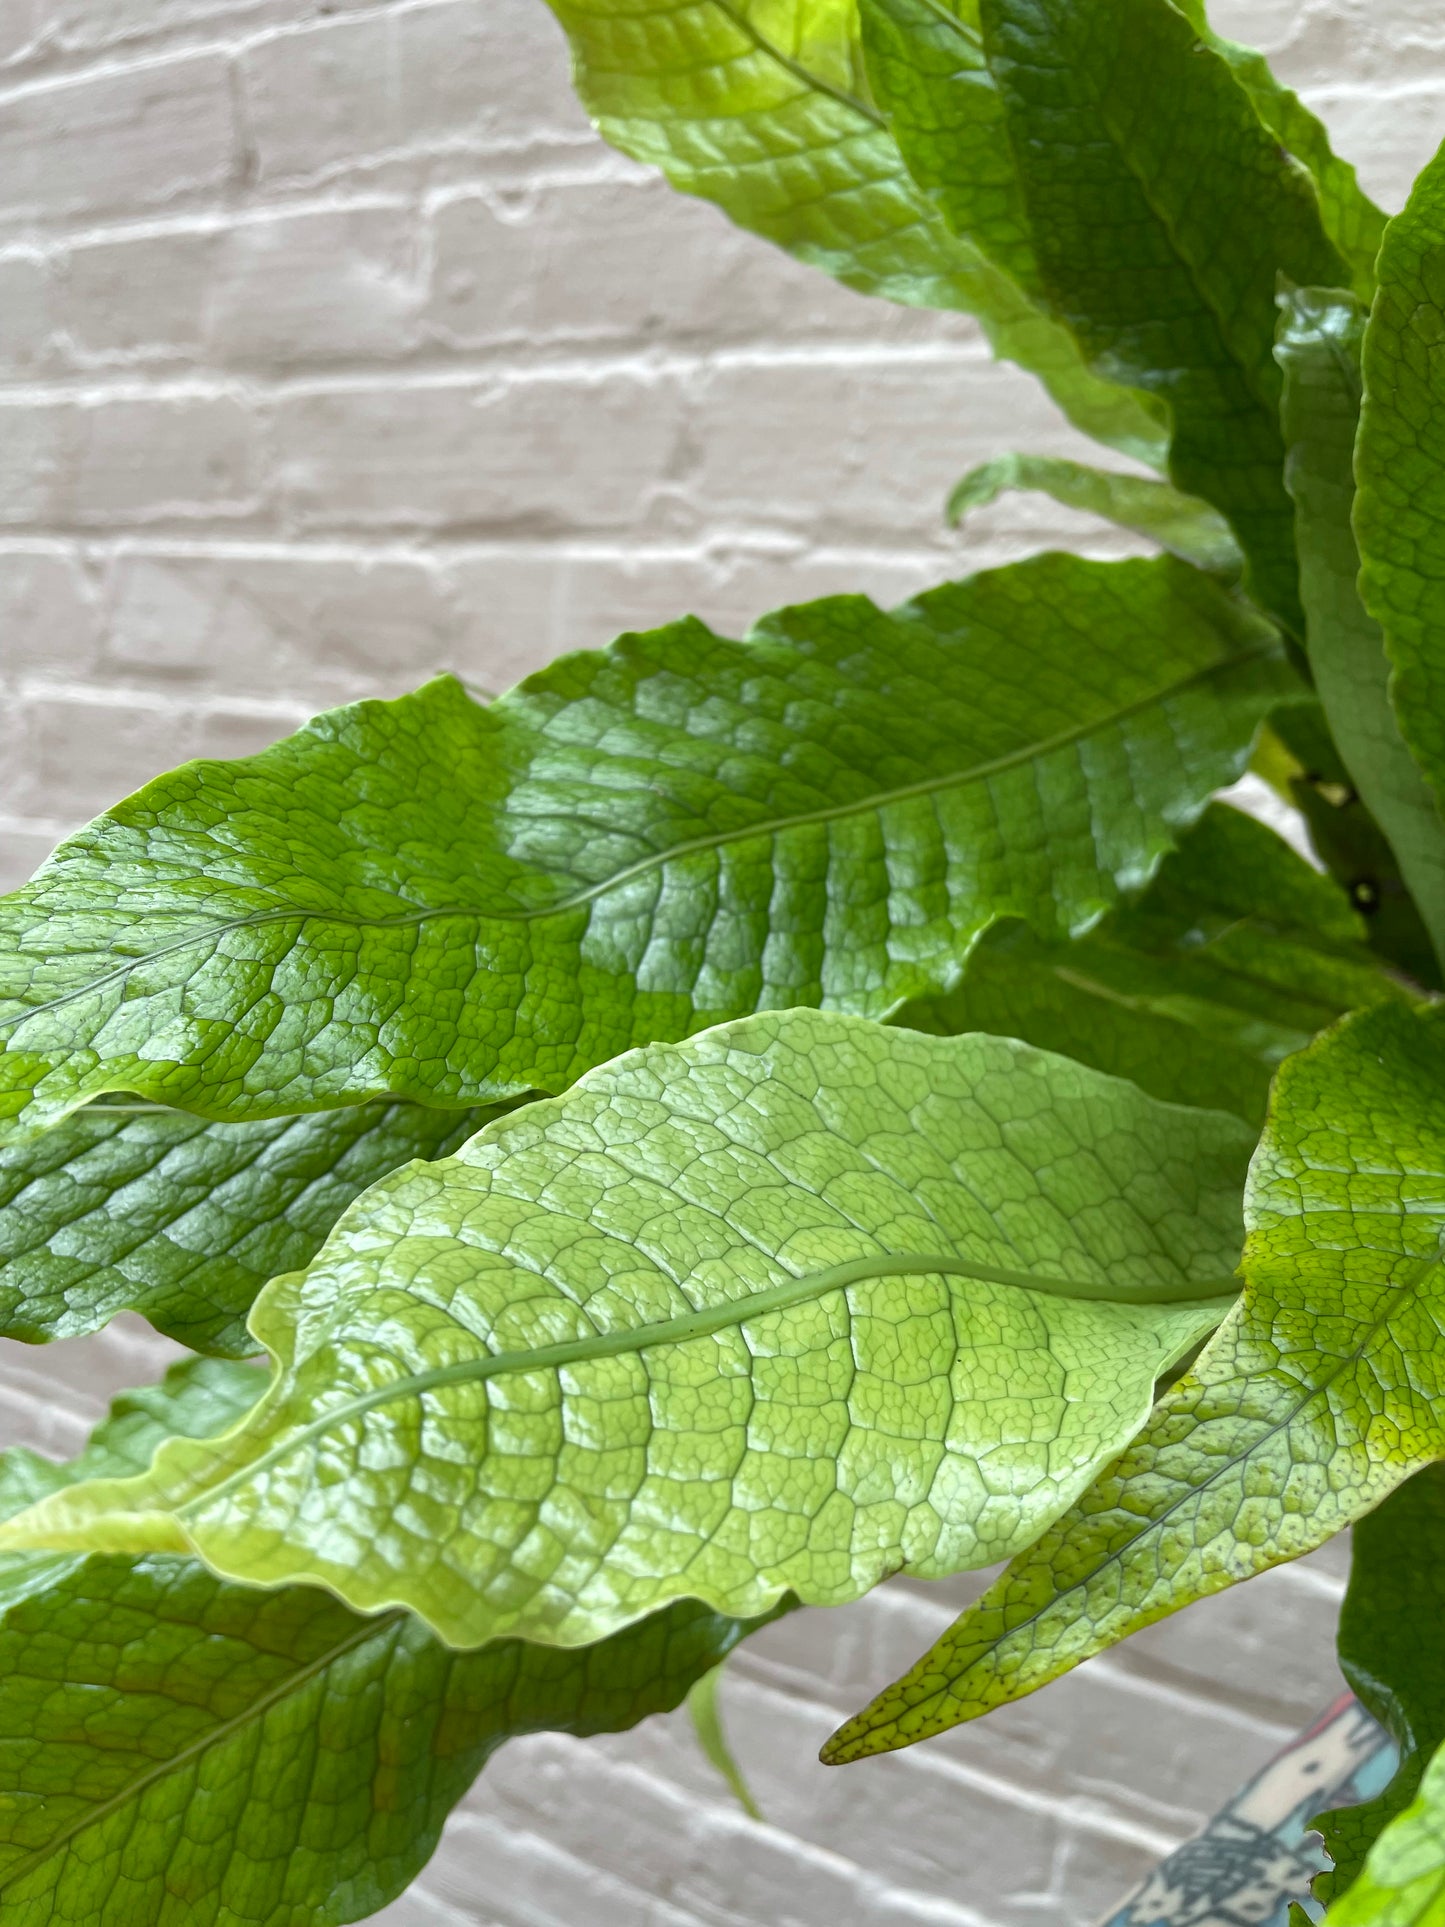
(0, 1098, 504, 1355)
(978, 0, 1347, 628)
(1277, 286, 1445, 974)
(543, 0, 1166, 460)
(1170, 0, 1385, 302)
(0, 555, 1291, 1139)
(1313, 1465, 1445, 1906)
(0, 1011, 1248, 1649)
(0, 1361, 773, 1925)
(946, 454, 1241, 574)
(898, 803, 1405, 1125)
(1358, 144, 1445, 813)
(824, 999, 1445, 1762)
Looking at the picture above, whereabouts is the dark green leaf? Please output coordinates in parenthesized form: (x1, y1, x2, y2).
(0, 555, 1293, 1139)
(1324, 1738, 1445, 1926)
(1170, 0, 1385, 302)
(857, 0, 1036, 289)
(1268, 704, 1444, 989)
(0, 1097, 508, 1355)
(0, 1361, 775, 1925)
(0, 1011, 1249, 1650)
(1357, 143, 1445, 818)
(977, 0, 1348, 629)
(896, 802, 1407, 1125)
(542, 0, 1167, 462)
(1313, 1465, 1445, 1906)
(822, 999, 1445, 1763)
(1276, 286, 1445, 976)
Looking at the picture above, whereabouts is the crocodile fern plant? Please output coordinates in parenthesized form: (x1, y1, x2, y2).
(1, 1, 1445, 1921)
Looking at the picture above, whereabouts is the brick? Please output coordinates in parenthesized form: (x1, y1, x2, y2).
(397, 0, 590, 154)
(1207, 0, 1324, 57)
(58, 227, 218, 363)
(427, 175, 955, 350)
(0, 252, 51, 371)
(0, 826, 60, 895)
(208, 204, 421, 364)
(687, 350, 1088, 541)
(0, 1313, 188, 1454)
(0, 543, 97, 671)
(1106, 1552, 1348, 1730)
(444, 1735, 991, 1927)
(440, 542, 949, 691)
(0, 691, 304, 821)
(103, 548, 455, 698)
(0, 401, 64, 524)
(0, 8, 37, 67)
(270, 371, 684, 532)
(242, 0, 589, 187)
(57, 206, 420, 368)
(732, 1604, 1297, 1842)
(34, 0, 275, 53)
(63, 394, 261, 524)
(0, 54, 236, 225)
(1305, 83, 1443, 211)
(386, 1806, 707, 1927)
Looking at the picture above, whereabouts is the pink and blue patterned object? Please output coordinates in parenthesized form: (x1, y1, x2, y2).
(1098, 1696, 1397, 1927)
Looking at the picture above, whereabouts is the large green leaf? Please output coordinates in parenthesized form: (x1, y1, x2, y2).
(1326, 1740, 1445, 1927)
(0, 554, 1292, 1140)
(976, 0, 1347, 630)
(1357, 144, 1445, 816)
(0, 1361, 775, 1925)
(856, 0, 1034, 287)
(543, 0, 1167, 462)
(0, 1097, 509, 1356)
(1170, 0, 1385, 303)
(897, 802, 1406, 1125)
(946, 453, 1241, 574)
(1276, 286, 1445, 976)
(822, 998, 1445, 1764)
(0, 1011, 1248, 1650)
(1312, 1466, 1445, 1907)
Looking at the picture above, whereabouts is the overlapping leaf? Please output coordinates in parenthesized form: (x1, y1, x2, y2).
(1312, 1465, 1445, 1907)
(543, 0, 1166, 460)
(1265, 702, 1444, 989)
(1277, 286, 1445, 974)
(897, 803, 1405, 1125)
(1326, 1739, 1445, 1927)
(973, 0, 1347, 629)
(0, 1097, 509, 1355)
(946, 454, 1241, 574)
(823, 999, 1445, 1764)
(0, 1360, 775, 1925)
(1358, 144, 1445, 813)
(1170, 0, 1385, 302)
(0, 1011, 1248, 1649)
(0, 555, 1292, 1139)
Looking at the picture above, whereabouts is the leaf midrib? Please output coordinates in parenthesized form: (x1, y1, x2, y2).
(175, 1251, 1237, 1525)
(0, 644, 1276, 1038)
(704, 0, 888, 130)
(0, 1599, 405, 1899)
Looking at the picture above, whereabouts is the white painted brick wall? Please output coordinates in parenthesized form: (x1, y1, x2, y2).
(0, 2, 1430, 1920)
